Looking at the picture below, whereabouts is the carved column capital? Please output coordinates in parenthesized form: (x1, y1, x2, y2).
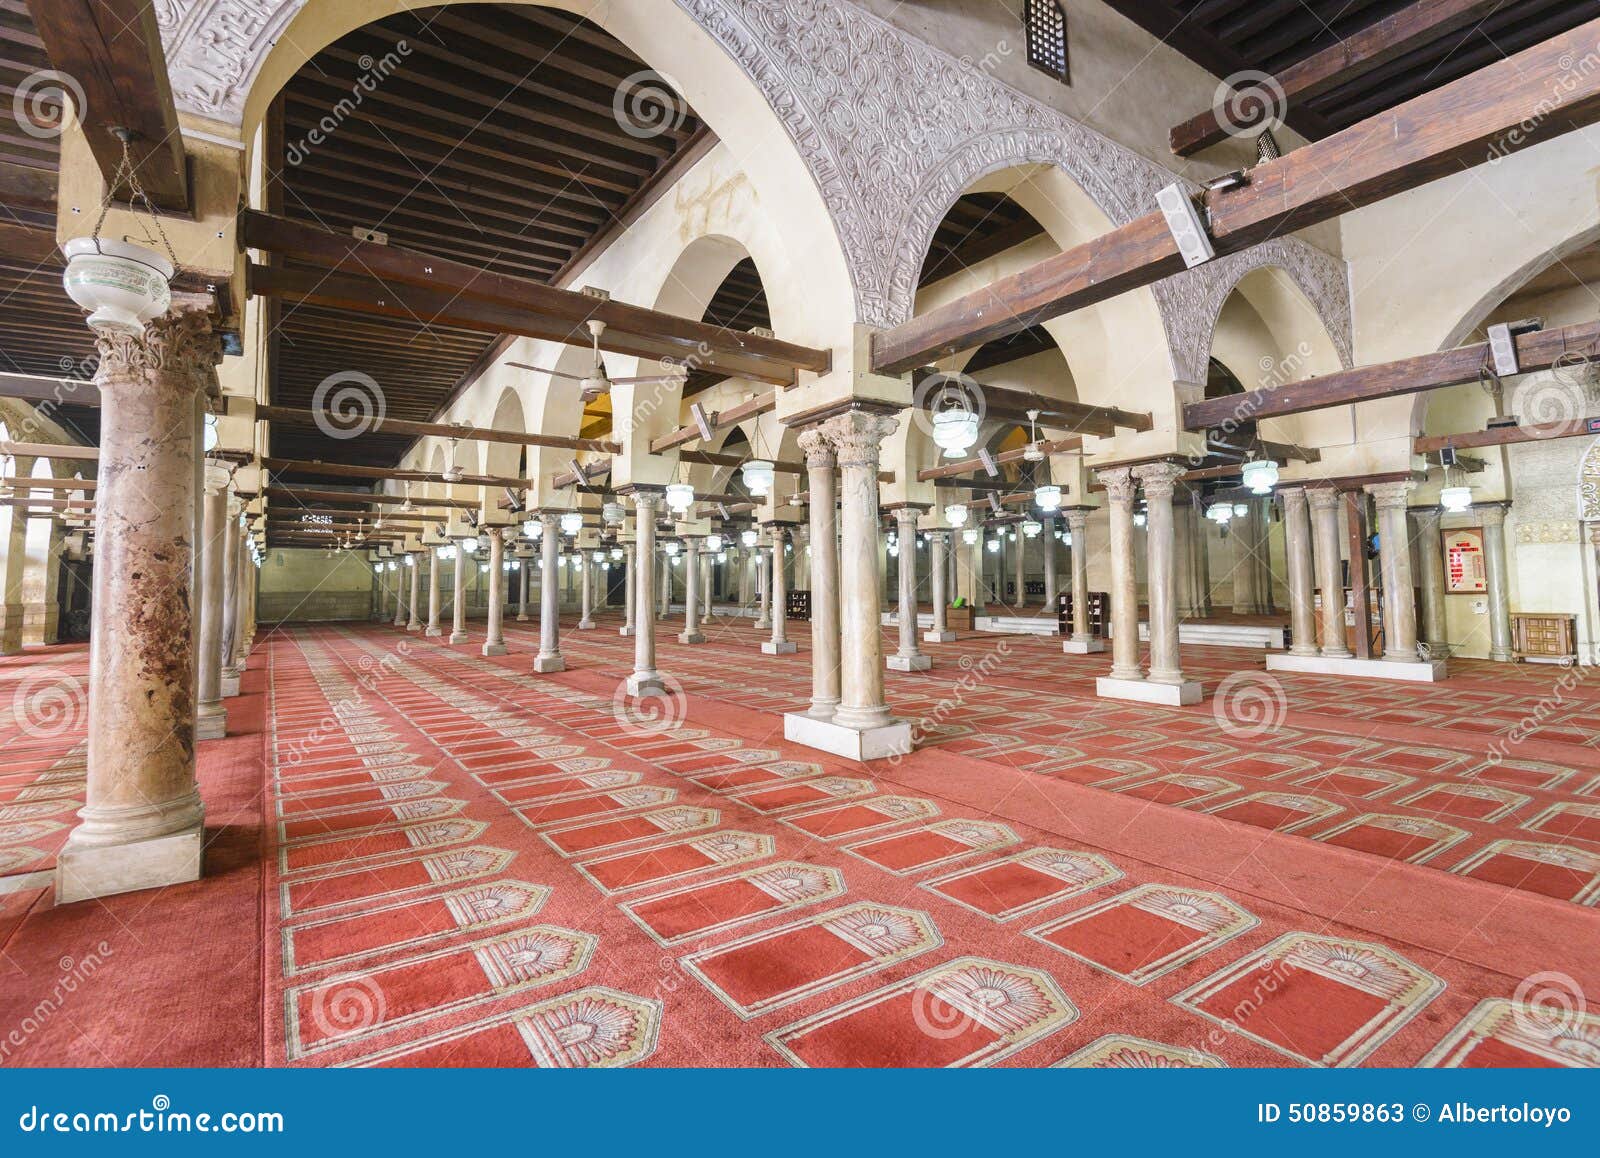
(1065, 508, 1090, 533)
(796, 426, 838, 468)
(94, 309, 219, 390)
(1306, 486, 1341, 512)
(1132, 460, 1185, 499)
(1277, 485, 1308, 515)
(818, 410, 898, 470)
(1410, 506, 1441, 530)
(1096, 467, 1137, 506)
(1476, 502, 1508, 527)
(1364, 481, 1414, 510)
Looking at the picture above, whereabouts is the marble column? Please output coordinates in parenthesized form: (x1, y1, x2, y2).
(390, 558, 406, 627)
(763, 526, 796, 654)
(578, 551, 596, 629)
(887, 508, 929, 670)
(1413, 508, 1448, 655)
(219, 498, 241, 696)
(1308, 488, 1351, 657)
(754, 546, 772, 629)
(517, 551, 530, 621)
(195, 462, 229, 741)
(1100, 469, 1142, 681)
(1280, 487, 1319, 657)
(1133, 461, 1197, 699)
(483, 530, 508, 656)
(626, 492, 664, 694)
(1480, 503, 1515, 662)
(1230, 499, 1260, 614)
(1062, 509, 1103, 654)
(926, 530, 955, 643)
(426, 548, 443, 637)
(1254, 502, 1276, 613)
(658, 549, 670, 617)
(407, 553, 422, 631)
(678, 537, 705, 644)
(57, 311, 217, 903)
(819, 410, 902, 739)
(1367, 482, 1420, 662)
(620, 543, 637, 637)
(449, 545, 469, 644)
(1042, 515, 1059, 610)
(1013, 529, 1026, 608)
(534, 513, 564, 672)
(1190, 499, 1213, 616)
(799, 429, 841, 720)
(1173, 502, 1194, 617)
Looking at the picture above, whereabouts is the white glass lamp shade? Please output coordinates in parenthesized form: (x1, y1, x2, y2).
(479, 563, 489, 573)
(1034, 485, 1062, 511)
(665, 483, 695, 514)
(986, 538, 1000, 553)
(1133, 512, 1147, 528)
(740, 460, 775, 497)
(1233, 503, 1249, 517)
(1241, 459, 1279, 495)
(523, 520, 542, 540)
(62, 237, 173, 336)
(559, 512, 583, 536)
(203, 413, 219, 453)
(1206, 502, 1234, 524)
(663, 540, 680, 557)
(931, 406, 979, 459)
(1440, 485, 1473, 513)
(717, 551, 727, 563)
(962, 528, 979, 545)
(593, 550, 606, 562)
(610, 547, 623, 561)
(704, 533, 723, 552)
(1021, 518, 1042, 538)
(943, 503, 968, 527)
(739, 530, 758, 548)
(602, 501, 626, 524)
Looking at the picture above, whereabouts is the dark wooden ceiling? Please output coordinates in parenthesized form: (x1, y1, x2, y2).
(270, 2, 707, 471)
(1107, 0, 1596, 137)
(918, 194, 1045, 288)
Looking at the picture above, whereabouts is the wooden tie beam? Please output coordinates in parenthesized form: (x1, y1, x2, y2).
(256, 405, 620, 454)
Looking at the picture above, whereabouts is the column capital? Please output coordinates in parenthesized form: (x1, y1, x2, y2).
(1064, 508, 1091, 531)
(1131, 460, 1185, 498)
(1277, 485, 1309, 512)
(817, 410, 898, 468)
(1096, 467, 1137, 505)
(1306, 485, 1342, 512)
(796, 426, 838, 467)
(203, 460, 231, 495)
(1475, 502, 1509, 526)
(1410, 505, 1442, 529)
(94, 308, 220, 390)
(1364, 480, 1414, 509)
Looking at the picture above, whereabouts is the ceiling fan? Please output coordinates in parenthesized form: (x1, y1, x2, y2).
(441, 438, 464, 483)
(1023, 409, 1045, 462)
(509, 320, 688, 402)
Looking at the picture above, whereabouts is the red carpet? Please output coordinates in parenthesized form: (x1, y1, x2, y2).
(1, 614, 1597, 1068)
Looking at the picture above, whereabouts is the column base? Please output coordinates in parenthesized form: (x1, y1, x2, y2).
(196, 706, 227, 740)
(783, 711, 912, 761)
(619, 626, 636, 637)
(516, 613, 529, 622)
(407, 623, 422, 633)
(678, 632, 705, 645)
(481, 643, 508, 657)
(1063, 638, 1107, 654)
(1490, 648, 1516, 663)
(923, 630, 958, 643)
(533, 654, 566, 673)
(625, 671, 665, 696)
(1267, 654, 1449, 682)
(55, 825, 202, 903)
(762, 640, 798, 655)
(220, 673, 241, 698)
(1097, 675, 1202, 705)
(449, 631, 469, 644)
(754, 618, 771, 631)
(578, 620, 596, 630)
(886, 653, 931, 671)
(425, 627, 443, 638)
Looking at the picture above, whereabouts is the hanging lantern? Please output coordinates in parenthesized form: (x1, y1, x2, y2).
(740, 529, 758, 548)
(1133, 512, 1147, 528)
(610, 547, 623, 561)
(1206, 502, 1234, 524)
(602, 500, 626, 525)
(1233, 503, 1249, 517)
(663, 540, 680, 558)
(203, 413, 219, 453)
(665, 482, 695, 514)
(479, 563, 490, 574)
(1062, 531, 1073, 547)
(931, 399, 979, 459)
(943, 503, 968, 527)
(717, 551, 727, 563)
(962, 528, 979, 545)
(1021, 518, 1042, 538)
(593, 550, 606, 563)
(461, 536, 479, 554)
(62, 237, 174, 337)
(1034, 484, 1062, 511)
(741, 460, 775, 497)
(1440, 485, 1473, 513)
(986, 538, 1001, 553)
(523, 520, 542, 540)
(1241, 459, 1279, 495)
(559, 512, 583, 536)
(704, 533, 723, 552)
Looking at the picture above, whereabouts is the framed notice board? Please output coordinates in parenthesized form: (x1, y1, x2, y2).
(1443, 528, 1487, 593)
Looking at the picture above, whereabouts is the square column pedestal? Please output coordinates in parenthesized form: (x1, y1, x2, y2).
(532, 654, 565, 673)
(619, 626, 635, 637)
(55, 827, 203, 903)
(923, 630, 957, 643)
(1096, 676, 1203, 705)
(1062, 638, 1106, 655)
(762, 640, 798, 655)
(1266, 654, 1448, 682)
(783, 711, 912, 762)
(886, 653, 930, 671)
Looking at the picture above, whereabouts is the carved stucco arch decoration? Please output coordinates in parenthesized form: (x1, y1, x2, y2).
(1580, 436, 1600, 523)
(1157, 240, 1355, 387)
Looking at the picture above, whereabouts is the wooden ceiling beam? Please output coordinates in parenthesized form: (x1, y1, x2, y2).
(261, 458, 529, 490)
(1414, 420, 1600, 453)
(0, 440, 98, 460)
(264, 485, 480, 511)
(872, 18, 1600, 375)
(916, 436, 1084, 482)
(649, 390, 777, 453)
(1184, 320, 1600, 429)
(1171, 0, 1510, 156)
(256, 404, 619, 454)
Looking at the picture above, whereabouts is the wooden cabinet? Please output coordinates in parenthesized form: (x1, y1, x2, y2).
(1512, 613, 1577, 661)
(946, 606, 974, 632)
